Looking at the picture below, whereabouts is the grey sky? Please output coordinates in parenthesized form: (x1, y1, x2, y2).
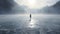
(14, 0, 59, 9)
(0, 0, 60, 14)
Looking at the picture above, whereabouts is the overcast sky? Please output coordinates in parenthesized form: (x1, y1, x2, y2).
(0, 0, 60, 14)
(14, 0, 60, 9)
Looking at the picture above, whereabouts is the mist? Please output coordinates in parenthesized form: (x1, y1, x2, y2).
(0, 0, 60, 34)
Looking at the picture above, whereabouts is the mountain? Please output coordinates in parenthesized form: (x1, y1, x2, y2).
(0, 0, 26, 14)
(52, 1, 60, 14)
(53, 1, 60, 9)
(39, 1, 60, 14)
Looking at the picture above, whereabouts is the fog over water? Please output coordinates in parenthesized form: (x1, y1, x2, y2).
(0, 0, 60, 34)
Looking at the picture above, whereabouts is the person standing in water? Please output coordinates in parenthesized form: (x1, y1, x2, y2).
(30, 14, 31, 21)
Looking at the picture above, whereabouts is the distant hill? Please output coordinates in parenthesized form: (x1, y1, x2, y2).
(0, 0, 26, 14)
(53, 1, 60, 8)
(38, 1, 60, 14)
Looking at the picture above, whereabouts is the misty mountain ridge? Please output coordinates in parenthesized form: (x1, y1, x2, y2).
(0, 0, 26, 14)
(0, 0, 60, 14)
(40, 1, 60, 14)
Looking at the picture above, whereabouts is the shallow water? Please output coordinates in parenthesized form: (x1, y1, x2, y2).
(0, 14, 60, 34)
